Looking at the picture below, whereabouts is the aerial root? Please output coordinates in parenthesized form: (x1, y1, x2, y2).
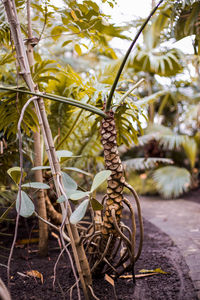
(124, 182, 144, 261)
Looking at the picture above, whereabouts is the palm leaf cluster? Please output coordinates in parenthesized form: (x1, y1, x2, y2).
(125, 123, 198, 198)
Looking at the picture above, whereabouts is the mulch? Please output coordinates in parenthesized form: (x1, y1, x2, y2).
(0, 207, 198, 300)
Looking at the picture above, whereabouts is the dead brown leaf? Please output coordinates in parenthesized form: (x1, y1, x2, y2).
(26, 270, 43, 284)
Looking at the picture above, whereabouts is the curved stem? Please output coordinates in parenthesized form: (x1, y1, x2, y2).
(123, 197, 136, 254)
(105, 0, 164, 111)
(111, 209, 132, 249)
(124, 182, 144, 261)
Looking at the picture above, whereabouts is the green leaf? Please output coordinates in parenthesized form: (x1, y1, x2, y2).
(182, 138, 197, 169)
(16, 191, 35, 218)
(62, 40, 73, 47)
(63, 167, 92, 177)
(31, 166, 51, 171)
(0, 86, 108, 118)
(56, 150, 73, 158)
(7, 167, 27, 185)
(90, 198, 103, 211)
(74, 44, 82, 56)
(70, 191, 90, 200)
(21, 182, 50, 189)
(61, 171, 77, 197)
(57, 195, 67, 203)
(90, 170, 112, 192)
(70, 199, 89, 224)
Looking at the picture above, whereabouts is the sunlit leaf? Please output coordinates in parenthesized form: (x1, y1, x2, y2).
(139, 268, 168, 274)
(90, 170, 112, 192)
(7, 167, 27, 185)
(74, 44, 82, 56)
(70, 199, 89, 224)
(16, 191, 35, 217)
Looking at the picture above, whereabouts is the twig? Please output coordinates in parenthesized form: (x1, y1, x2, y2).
(88, 285, 100, 300)
(120, 78, 145, 105)
(34, 211, 59, 231)
(7, 96, 37, 285)
(53, 242, 70, 289)
(38, 0, 47, 42)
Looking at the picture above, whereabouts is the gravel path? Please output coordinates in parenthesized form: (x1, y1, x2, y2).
(128, 196, 200, 300)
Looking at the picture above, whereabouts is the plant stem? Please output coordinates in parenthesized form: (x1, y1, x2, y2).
(0, 86, 107, 118)
(105, 0, 164, 112)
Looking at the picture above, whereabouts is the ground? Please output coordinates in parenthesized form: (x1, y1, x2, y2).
(0, 189, 199, 299)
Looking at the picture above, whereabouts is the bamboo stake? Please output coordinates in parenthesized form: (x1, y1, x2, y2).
(3, 0, 92, 298)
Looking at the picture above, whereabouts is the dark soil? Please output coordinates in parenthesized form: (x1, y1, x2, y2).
(0, 212, 198, 300)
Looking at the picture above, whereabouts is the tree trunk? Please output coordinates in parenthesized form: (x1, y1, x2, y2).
(33, 129, 48, 256)
(26, 0, 48, 256)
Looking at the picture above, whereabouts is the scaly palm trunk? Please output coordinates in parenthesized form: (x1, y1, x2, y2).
(101, 110, 125, 236)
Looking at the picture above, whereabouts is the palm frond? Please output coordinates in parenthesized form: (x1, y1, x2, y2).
(153, 166, 191, 198)
(159, 134, 188, 150)
(123, 157, 173, 171)
(182, 138, 198, 168)
(145, 124, 189, 150)
(130, 48, 183, 76)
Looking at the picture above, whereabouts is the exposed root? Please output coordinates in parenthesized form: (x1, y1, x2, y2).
(91, 234, 113, 272)
(124, 182, 144, 261)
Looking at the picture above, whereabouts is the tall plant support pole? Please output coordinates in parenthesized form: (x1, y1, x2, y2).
(26, 0, 48, 256)
(3, 0, 92, 298)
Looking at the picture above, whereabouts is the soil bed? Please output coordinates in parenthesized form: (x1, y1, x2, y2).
(0, 211, 198, 300)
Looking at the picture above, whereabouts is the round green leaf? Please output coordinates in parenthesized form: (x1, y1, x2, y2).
(16, 191, 35, 218)
(70, 199, 89, 224)
(90, 170, 112, 192)
(21, 182, 50, 189)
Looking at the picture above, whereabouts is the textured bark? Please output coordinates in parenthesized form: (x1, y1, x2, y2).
(100, 110, 125, 237)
